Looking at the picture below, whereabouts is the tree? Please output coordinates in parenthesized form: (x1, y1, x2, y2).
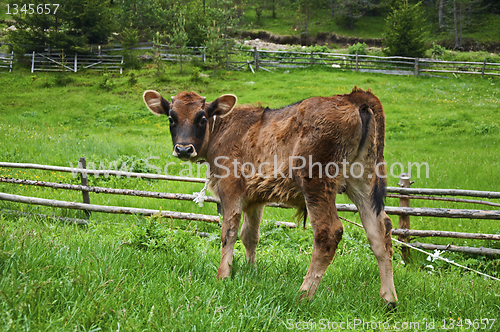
(295, 0, 312, 36)
(6, 0, 114, 53)
(334, 0, 379, 30)
(116, 0, 170, 39)
(252, 0, 266, 24)
(433, 0, 483, 49)
(170, 13, 189, 74)
(121, 27, 141, 69)
(204, 22, 226, 78)
(61, 0, 114, 45)
(383, 0, 427, 57)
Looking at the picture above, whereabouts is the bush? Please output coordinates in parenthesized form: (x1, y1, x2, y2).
(431, 44, 447, 59)
(127, 71, 138, 86)
(383, 0, 427, 58)
(348, 42, 368, 55)
(99, 73, 115, 91)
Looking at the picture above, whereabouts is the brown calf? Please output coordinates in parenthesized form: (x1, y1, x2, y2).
(143, 87, 398, 305)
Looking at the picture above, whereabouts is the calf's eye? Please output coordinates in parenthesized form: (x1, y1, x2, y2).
(168, 116, 176, 126)
(199, 117, 208, 126)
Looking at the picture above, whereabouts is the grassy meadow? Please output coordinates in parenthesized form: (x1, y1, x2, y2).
(1, 64, 500, 331)
(239, 5, 500, 46)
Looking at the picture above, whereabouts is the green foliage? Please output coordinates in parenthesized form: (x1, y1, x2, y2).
(170, 11, 189, 74)
(152, 32, 168, 82)
(250, 0, 266, 24)
(183, 1, 211, 46)
(334, 0, 378, 31)
(190, 66, 208, 84)
(6, 0, 114, 53)
(121, 27, 142, 70)
(116, 0, 170, 40)
(127, 70, 138, 86)
(383, 0, 427, 57)
(52, 72, 74, 87)
(99, 72, 115, 91)
(204, 22, 226, 78)
(127, 214, 198, 253)
(431, 43, 447, 59)
(348, 42, 368, 55)
(61, 0, 114, 45)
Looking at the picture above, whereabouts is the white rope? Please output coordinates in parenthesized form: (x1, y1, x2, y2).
(339, 216, 500, 282)
(193, 180, 209, 207)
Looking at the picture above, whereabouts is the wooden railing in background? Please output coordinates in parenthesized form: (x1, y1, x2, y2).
(1, 160, 499, 259)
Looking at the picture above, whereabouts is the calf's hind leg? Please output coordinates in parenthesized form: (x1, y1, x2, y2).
(299, 194, 343, 299)
(346, 183, 398, 305)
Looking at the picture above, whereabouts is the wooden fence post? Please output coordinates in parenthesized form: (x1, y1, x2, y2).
(398, 173, 413, 262)
(9, 51, 14, 72)
(74, 53, 77, 73)
(310, 50, 314, 67)
(254, 47, 259, 71)
(414, 57, 419, 77)
(79, 157, 91, 218)
(355, 51, 358, 71)
(31, 51, 35, 73)
(482, 58, 486, 78)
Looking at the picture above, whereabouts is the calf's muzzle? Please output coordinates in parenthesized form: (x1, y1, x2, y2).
(173, 144, 197, 160)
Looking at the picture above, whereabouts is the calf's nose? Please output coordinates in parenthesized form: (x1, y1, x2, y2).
(174, 144, 196, 159)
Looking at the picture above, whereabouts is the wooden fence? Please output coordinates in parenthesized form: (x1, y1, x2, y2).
(1, 160, 500, 259)
(2, 42, 499, 78)
(229, 48, 500, 77)
(26, 52, 124, 74)
(0, 51, 14, 72)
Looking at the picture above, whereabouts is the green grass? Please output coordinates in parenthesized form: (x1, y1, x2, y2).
(1, 64, 500, 330)
(240, 7, 500, 46)
(241, 8, 387, 40)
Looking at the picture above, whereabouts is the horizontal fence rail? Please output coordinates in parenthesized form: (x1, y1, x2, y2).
(2, 176, 499, 220)
(0, 192, 220, 223)
(156, 44, 206, 62)
(0, 51, 14, 72)
(3, 162, 500, 198)
(0, 162, 205, 183)
(1, 161, 499, 257)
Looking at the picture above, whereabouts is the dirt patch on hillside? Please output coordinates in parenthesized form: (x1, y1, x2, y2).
(237, 30, 500, 53)
(236, 30, 383, 48)
(236, 39, 296, 51)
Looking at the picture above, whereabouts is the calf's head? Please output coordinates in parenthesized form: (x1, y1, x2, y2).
(143, 90, 237, 161)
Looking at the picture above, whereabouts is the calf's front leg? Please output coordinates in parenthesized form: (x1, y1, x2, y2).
(217, 201, 242, 279)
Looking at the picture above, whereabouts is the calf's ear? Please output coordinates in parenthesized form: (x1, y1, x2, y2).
(206, 94, 237, 118)
(143, 90, 170, 116)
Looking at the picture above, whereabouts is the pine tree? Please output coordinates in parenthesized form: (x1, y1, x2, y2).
(383, 0, 428, 58)
(6, 0, 114, 53)
(170, 13, 189, 74)
(204, 22, 225, 78)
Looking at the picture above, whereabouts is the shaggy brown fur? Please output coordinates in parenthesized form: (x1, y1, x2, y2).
(143, 87, 398, 305)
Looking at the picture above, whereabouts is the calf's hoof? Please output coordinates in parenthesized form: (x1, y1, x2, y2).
(384, 300, 397, 312)
(216, 265, 231, 279)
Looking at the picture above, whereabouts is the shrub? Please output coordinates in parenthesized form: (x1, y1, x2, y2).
(383, 0, 427, 58)
(431, 44, 447, 59)
(348, 42, 368, 55)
